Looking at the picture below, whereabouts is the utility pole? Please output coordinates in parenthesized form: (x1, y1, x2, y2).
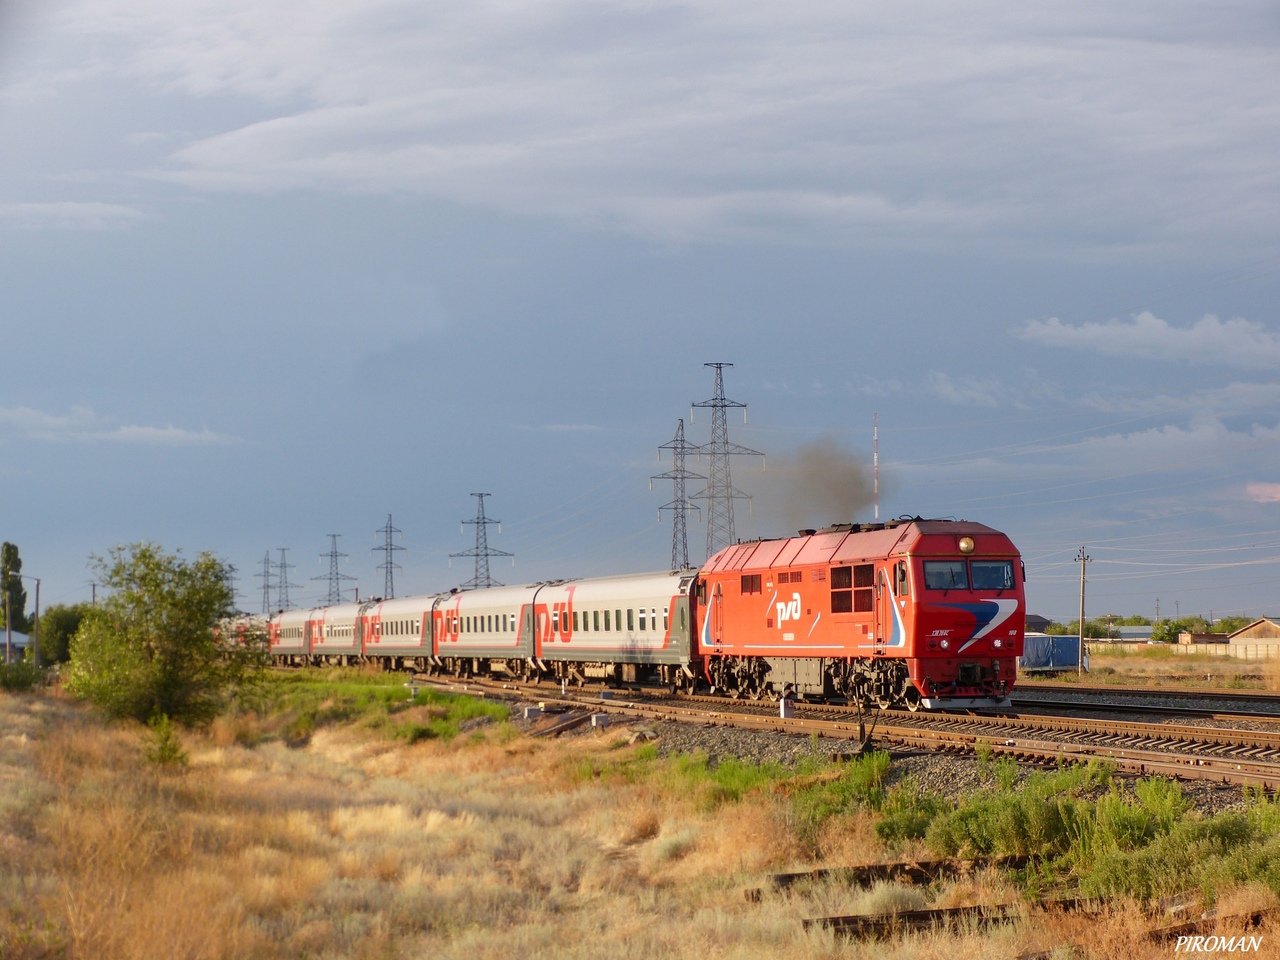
(1076, 547, 1090, 676)
(313, 534, 357, 605)
(27, 578, 39, 668)
(1155, 598, 1160, 624)
(652, 418, 704, 571)
(373, 515, 406, 599)
(690, 362, 764, 560)
(1175, 600, 1180, 620)
(87, 581, 97, 606)
(450, 493, 513, 590)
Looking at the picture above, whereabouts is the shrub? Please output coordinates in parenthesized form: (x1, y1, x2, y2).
(65, 543, 267, 725)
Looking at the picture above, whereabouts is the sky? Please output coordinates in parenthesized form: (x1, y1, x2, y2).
(2, 0, 1280, 623)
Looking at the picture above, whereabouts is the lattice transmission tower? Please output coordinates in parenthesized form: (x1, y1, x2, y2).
(313, 534, 358, 605)
(690, 362, 764, 560)
(651, 418, 703, 571)
(255, 551, 274, 614)
(276, 548, 299, 610)
(373, 515, 406, 599)
(450, 493, 512, 590)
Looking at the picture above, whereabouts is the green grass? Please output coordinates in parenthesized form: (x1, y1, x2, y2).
(245, 667, 509, 744)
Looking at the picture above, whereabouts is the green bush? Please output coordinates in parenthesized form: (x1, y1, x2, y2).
(0, 658, 45, 692)
(144, 714, 188, 766)
(875, 778, 950, 846)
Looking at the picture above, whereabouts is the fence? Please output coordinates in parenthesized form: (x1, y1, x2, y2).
(1087, 641, 1280, 662)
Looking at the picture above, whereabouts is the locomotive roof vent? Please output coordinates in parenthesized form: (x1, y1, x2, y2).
(798, 529, 817, 536)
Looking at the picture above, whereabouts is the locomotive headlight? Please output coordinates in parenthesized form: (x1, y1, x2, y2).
(958, 536, 975, 554)
(940, 638, 950, 650)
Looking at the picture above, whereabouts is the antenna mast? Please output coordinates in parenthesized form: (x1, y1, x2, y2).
(652, 418, 704, 570)
(873, 412, 879, 522)
(690, 362, 763, 560)
(450, 493, 513, 589)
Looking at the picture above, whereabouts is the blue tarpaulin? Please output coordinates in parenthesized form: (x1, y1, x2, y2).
(1019, 633, 1081, 671)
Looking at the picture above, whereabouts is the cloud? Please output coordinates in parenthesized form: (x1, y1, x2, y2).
(18, 0, 1280, 254)
(0, 202, 145, 230)
(1246, 483, 1280, 503)
(928, 372, 1009, 408)
(1020, 312, 1280, 368)
(0, 405, 237, 445)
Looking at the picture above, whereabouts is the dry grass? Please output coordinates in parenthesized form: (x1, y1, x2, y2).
(1, 686, 1274, 960)
(1062, 646, 1271, 688)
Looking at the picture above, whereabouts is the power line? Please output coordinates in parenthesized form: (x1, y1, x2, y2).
(690, 362, 763, 561)
(450, 493, 513, 590)
(313, 534, 357, 605)
(373, 515, 405, 599)
(652, 418, 703, 571)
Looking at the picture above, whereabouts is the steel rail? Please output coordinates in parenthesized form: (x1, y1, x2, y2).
(424, 677, 1280, 788)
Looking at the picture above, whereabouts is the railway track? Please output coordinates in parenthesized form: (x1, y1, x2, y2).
(426, 676, 1280, 788)
(1018, 680, 1280, 709)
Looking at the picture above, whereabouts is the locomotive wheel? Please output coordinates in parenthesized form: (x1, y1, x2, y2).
(902, 687, 922, 712)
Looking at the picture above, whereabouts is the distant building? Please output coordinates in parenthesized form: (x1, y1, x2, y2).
(1227, 618, 1280, 642)
(1114, 625, 1153, 641)
(1178, 632, 1228, 644)
(1, 630, 29, 663)
(1025, 614, 1053, 633)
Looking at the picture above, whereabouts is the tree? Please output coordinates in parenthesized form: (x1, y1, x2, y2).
(1, 542, 29, 633)
(65, 543, 265, 725)
(34, 603, 91, 664)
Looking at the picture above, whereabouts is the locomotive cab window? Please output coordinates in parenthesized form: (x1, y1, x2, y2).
(971, 560, 1015, 591)
(924, 560, 969, 591)
(894, 560, 909, 596)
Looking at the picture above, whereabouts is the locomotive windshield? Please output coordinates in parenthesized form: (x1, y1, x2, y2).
(923, 559, 1015, 591)
(923, 560, 968, 590)
(971, 560, 1015, 590)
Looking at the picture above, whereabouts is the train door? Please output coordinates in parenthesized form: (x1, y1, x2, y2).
(875, 567, 891, 657)
(710, 581, 724, 650)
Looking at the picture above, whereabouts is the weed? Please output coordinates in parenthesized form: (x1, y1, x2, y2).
(975, 738, 993, 777)
(992, 756, 1019, 791)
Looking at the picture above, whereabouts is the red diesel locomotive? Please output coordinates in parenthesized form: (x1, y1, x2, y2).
(696, 518, 1024, 708)
(264, 517, 1024, 710)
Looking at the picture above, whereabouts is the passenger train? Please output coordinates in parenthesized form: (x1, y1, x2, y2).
(263, 517, 1025, 710)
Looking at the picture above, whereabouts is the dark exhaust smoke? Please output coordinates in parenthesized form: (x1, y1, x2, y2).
(746, 437, 879, 534)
